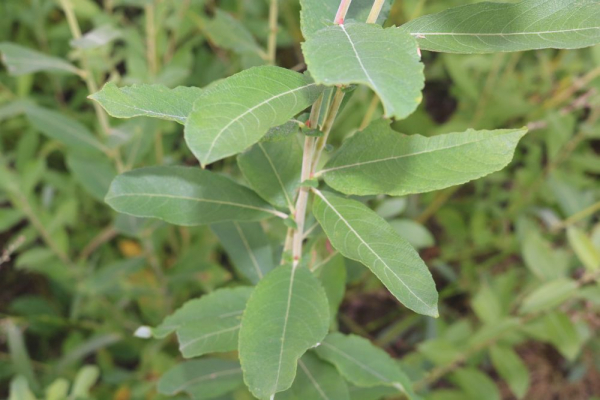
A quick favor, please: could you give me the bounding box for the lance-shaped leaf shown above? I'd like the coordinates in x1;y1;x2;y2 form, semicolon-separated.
185;66;323;167
0;42;79;76
319;120;527;196
312;190;438;317
90;82;202;124
489;345;530;399
211;222;275;284
157;359;243;399
278;352;350;400
105;166;283;226
314;333;416;399
66;154;117;202
238;137;303;210
70;25;121;50
239;265;330;399
300;0;393;39
152;287;252;357
25;105;108;155
402;0;600;54
303;23;424;120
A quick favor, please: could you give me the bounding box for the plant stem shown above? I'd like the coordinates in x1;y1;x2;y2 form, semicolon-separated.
367;0;386;23
267;0;279;65
59;0;112;137
311;87;345;174
334;0;353;24
292;137;316;267
145;2;159;76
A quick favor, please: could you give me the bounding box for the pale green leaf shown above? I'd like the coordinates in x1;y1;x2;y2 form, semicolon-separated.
204;10;264;56
262;120;301;142
239;265;330;399
314;333;416;399
312;190;438;317
70;365;100;397
238;137;302;210
153;288;251;345
489;345;530;399
90;82;202;124
66;154;116;201
278;352;350;400
211;222;275;284
0;42;79;76
522;230;570;280
320;120;527;196
70;25;121;50
402;0;600;54
303;23;424;119
389;219;434;249
8;376;36;400
105;166;282;226
523;311;582;361
25;105;108;154
519;278;578;314
300;0;392;39
45;379;69;400
567;227;600;272
157;359;243;400
315;254;346;325
451;368;500;400
185;66;322;167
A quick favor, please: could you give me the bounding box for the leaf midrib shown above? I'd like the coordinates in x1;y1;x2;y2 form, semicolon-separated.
171;368;242;393
314;190;434;312
233;221;264;280
410;26;600;37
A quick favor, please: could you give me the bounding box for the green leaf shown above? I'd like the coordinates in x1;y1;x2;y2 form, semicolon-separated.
70;25;121;50
45;379;69;400
204;10;265;57
105;166;282;226
8;376;36;400
519;278;578;314
211;222;275;284
451;368;500;400
239;265;330;399
312;190;438;317
66;154;116;201
185;66;322;167
157;359;243;400
489;345;530;399
523;311;582;361
70;365;100;397
316;254;346;325
0;42;79;76
153;287;252;353
278;352;350;400
303;23;424;119
314;333;416;399
402;0;600;54
25;105;108;155
389;219;434;250
522;230;570;280
300;0;392;39
90;82;202;124
567;227;600;272
320;120;527;196
238;137;302;210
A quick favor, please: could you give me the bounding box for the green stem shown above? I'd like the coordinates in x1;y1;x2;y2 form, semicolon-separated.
292;137;316;267
367;0;386;23
311;87;345;174
267;0;279;65
145;2;159;76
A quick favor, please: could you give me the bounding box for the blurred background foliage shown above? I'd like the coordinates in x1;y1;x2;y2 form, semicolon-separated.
1;0;600;399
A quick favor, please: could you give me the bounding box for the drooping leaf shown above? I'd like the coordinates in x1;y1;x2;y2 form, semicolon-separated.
70;25;121;50
66;154;116;202
90;82;202;124
185;66;323;167
489;345;530;399
314;333;416;399
0;42;79;75
519;278;578;314
157;359;243;400
105;166;281;226
303;23;424;119
25;105;107;155
300;0;393;39
402;0;600;54
320;120;527;196
239;265;330;399
278;352;350;400
238;137;303;210
312;190;438;317
211;222;275;284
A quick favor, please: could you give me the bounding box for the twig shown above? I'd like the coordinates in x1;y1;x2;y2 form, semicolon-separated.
267;0;279;65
